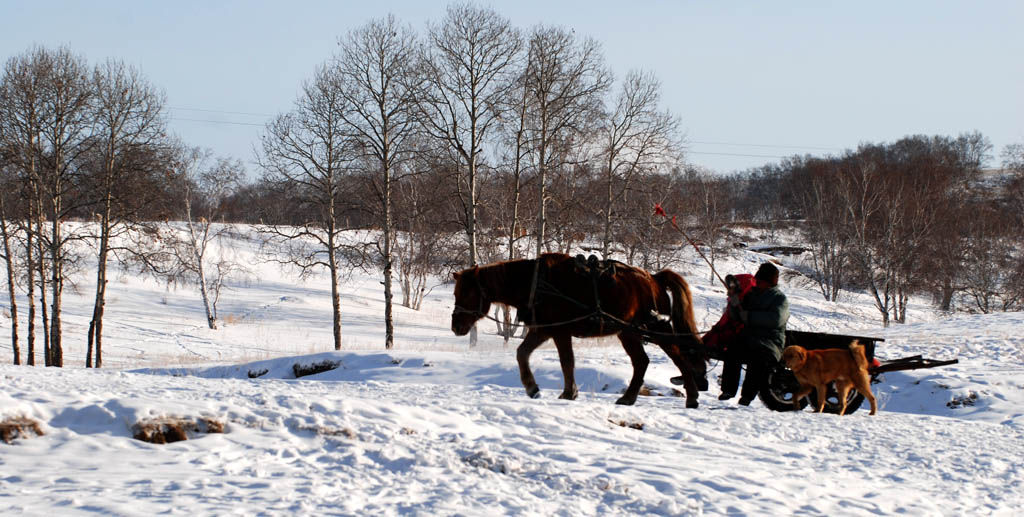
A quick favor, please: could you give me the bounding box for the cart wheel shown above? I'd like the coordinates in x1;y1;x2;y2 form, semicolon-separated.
819;383;866;415
758;366;810;412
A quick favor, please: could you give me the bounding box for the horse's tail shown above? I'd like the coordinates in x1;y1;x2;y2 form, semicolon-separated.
653;270;702;345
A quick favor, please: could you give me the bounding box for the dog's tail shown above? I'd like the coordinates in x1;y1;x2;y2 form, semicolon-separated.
848;339;869;370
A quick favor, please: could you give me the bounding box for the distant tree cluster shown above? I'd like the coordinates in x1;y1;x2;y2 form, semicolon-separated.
781;133;1023;323
3;5;1023;368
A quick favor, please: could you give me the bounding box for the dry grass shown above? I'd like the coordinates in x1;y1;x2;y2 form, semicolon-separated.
608;419;644;431
293;359;340;378
132;416;225;444
295;424;356;439
0;416;44;444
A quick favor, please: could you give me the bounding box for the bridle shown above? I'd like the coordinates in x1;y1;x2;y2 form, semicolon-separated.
452;270;489;321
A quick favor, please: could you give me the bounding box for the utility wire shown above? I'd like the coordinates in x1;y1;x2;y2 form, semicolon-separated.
689;140;843;152
170;106;274;117
167;105;844;159
170;117;266;127
686;151;788;159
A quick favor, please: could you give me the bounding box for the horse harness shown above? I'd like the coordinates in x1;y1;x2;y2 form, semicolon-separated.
457;255;707;349
525;255;680;338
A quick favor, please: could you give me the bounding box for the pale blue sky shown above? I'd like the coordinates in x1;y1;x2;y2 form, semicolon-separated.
2;1;1021;173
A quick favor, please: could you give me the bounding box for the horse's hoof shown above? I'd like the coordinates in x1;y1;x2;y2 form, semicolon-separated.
686;400;699;409
527;386;541;399
615;396;637;406
558;391;578;401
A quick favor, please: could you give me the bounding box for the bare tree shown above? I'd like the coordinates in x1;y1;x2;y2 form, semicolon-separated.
334;15;423;350
487;75;535;342
258;64;362;351
523;25;611;257
32;46;94;367
835;154;896;326
167;148;245;330
420;3;522;271
0;169;20;365
393;160;455;311
596;70;680;259
685;166;732;285
85;59;166;367
792;158;850;301
0;48;47;366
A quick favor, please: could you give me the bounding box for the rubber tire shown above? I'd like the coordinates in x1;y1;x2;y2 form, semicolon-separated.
819;384;865;415
758;367;810;412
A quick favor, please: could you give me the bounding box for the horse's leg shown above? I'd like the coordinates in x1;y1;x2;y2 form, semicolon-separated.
552;332;578;400
516;330;548;399
616;333;650;405
657;342;700;409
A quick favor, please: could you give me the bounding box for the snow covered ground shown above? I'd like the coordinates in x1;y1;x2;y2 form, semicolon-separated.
1;226;1022;515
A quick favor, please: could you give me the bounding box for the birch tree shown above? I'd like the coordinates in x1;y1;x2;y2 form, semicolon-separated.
420;3;522;268
169;148;244;330
259;64;361;351
85;59;166;367
523;26;610;257
596;70;680;259
334;15;422;349
1;48;48;366
33;46;94;367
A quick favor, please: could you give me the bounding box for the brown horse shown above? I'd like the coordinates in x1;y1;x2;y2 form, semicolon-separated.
451;253;704;407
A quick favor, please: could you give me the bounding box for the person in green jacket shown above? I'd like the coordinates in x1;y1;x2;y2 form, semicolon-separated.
720;262;790;405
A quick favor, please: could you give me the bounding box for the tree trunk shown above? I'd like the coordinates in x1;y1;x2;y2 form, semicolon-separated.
602;154;614;258
196;258;216;330
87;216;111;368
25;228;35;366
0;204;19;365
383;165;395;350
327;223;342;351
468;143;478;269
37;221;50;366
49;216;63;367
534;122;549;258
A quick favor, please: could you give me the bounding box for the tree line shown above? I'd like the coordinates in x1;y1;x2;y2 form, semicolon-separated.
3;4;1023;368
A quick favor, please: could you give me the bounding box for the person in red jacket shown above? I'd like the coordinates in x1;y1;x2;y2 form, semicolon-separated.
704;273;756;361
673;273;755;393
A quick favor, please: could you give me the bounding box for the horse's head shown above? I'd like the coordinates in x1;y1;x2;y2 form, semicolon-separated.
451;267;490;336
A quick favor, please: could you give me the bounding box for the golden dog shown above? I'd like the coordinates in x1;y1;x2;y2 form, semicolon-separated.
781;340;878;415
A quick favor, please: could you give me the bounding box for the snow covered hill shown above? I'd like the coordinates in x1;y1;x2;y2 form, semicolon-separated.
1;226;1022;515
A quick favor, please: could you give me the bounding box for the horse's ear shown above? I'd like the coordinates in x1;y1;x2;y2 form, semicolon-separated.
452;271;461;281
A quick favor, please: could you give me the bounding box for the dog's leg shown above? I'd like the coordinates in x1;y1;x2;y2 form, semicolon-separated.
814;384;828;413
854;372;878;415
836;381;852;415
792;385;814;411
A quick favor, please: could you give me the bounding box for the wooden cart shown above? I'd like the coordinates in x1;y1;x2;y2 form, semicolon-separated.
758;330;959;414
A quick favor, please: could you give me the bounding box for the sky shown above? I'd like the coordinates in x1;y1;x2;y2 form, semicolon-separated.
2;1;1021;175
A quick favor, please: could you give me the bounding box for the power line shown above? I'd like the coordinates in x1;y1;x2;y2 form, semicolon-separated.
165;105;843;159
689;140;843;152
170;106;273;117
170;117;266;127
686;151;788;159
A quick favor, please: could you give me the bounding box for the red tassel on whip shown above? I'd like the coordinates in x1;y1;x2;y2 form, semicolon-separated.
654;204;726;287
